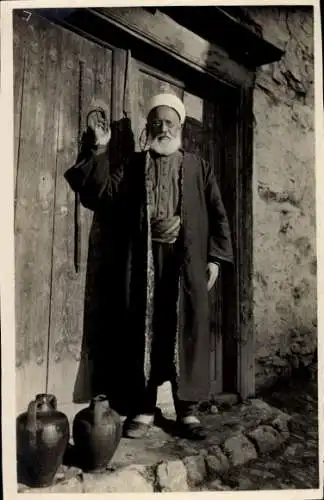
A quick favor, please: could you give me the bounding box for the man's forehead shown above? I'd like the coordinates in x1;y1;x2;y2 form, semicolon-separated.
149;106;181;120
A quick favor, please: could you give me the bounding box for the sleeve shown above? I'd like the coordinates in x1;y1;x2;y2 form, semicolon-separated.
204;160;234;265
64;147;126;211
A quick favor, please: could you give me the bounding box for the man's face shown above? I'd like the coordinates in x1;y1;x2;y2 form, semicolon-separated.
147;106;182;143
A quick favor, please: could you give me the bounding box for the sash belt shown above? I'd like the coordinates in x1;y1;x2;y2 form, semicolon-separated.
151;216;181;244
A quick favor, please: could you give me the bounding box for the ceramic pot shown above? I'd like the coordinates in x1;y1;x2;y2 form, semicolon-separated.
16;394;70;487
72;394;122;472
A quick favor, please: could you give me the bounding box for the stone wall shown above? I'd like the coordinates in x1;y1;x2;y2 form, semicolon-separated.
244;7;316;388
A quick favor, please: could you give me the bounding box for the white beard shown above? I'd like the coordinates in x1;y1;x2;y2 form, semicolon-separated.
148;134;182;156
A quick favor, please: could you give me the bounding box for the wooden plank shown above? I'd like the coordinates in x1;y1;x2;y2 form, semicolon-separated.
13;13;27;205
111;49;127;122
94;7;254;89
209;99;224;395
183;91;224;394
111;48;135;165
237;86;255;399
221;86;241;395
46;26;113;406
46;26;84;405
15;14;61;414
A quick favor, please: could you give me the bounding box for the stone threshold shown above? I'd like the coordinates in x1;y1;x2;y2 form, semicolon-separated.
18;397;294;493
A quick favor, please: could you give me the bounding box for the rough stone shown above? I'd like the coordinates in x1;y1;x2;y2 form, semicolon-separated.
250;6;316;393
156;460;189;492
248;425;284;454
83;467;153;493
271;411;292;441
174;440;200;456
237;477;255;490
222;433;258;467
289;413;307;434
248;398;274;416
205;445;229;477
183;455;206;486
205;455;225;478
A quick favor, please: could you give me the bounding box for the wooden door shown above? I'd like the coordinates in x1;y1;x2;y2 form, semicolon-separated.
130;59;233;394
14;11;114;413
14;12;238;411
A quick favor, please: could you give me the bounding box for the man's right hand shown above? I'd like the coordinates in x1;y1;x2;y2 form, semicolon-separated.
87;109;111;148
94;125;111;147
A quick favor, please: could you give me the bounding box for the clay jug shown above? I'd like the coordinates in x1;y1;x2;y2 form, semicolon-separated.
16;394;70;487
72;394;122;472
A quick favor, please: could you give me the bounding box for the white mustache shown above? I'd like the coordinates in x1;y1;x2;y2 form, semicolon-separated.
156;134;172;140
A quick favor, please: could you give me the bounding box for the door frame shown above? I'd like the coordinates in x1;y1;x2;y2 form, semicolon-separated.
33;6;256;399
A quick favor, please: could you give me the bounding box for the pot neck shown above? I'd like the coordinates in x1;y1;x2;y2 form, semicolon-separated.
90;395;110;410
34;393;57;412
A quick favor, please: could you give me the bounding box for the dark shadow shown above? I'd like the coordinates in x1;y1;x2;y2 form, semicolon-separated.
183;103;238;395
62;442;81;468
153;408;178;436
71;114;136;415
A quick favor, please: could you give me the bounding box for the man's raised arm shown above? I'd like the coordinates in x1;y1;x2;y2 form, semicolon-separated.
64;114;125;211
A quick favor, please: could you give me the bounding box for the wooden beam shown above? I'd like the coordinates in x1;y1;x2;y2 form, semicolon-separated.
92;7;254;89
161;6;284;68
111;48;127;122
236;85;255;399
35;8;255;91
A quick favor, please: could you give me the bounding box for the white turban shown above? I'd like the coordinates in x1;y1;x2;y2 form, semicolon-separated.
147;93;186;125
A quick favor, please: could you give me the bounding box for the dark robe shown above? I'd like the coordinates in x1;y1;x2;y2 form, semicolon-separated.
65;148;233;413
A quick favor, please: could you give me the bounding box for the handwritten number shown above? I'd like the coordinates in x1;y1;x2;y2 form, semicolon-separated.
22;10;32;22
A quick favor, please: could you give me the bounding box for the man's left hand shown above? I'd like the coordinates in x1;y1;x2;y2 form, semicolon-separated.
207;262;220;291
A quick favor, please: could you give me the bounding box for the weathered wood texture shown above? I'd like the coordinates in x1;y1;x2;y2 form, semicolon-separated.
13;15;26;200
46;28;113;405
221;88;241;394
95;7;254;89
237;86;255;399
111;49;127;122
14;12;62;412
182;90;225;395
14;9;255;409
14;12;113;413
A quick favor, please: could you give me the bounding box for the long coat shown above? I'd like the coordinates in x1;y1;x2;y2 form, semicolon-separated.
65;148;233;411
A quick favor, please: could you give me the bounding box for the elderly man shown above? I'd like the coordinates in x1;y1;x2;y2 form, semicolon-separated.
65;93;233;440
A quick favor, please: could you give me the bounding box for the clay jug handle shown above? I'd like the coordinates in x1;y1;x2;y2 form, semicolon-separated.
26;400;37;447
93;395;109;427
47;394;57;410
